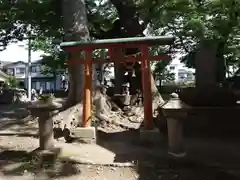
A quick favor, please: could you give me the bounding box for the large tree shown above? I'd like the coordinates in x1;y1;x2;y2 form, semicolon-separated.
148;0;240;83
61;0;92;106
1;0;240;104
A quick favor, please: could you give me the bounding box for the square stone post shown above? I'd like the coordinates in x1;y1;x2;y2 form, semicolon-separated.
195;42;217;90
162;96;190;158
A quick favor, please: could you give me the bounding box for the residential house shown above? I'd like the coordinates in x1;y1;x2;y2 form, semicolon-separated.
0;60;63;92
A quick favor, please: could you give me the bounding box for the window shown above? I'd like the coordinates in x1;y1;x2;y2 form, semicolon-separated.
32;82;36;89
7;68;14;76
31;66;41;73
169;66;175;70
50;82;55;91
36;66;41;72
36;82;40;90
46;82;51;90
31;66;36;73
40;82;46;90
178;69;186;72
178;72;186;79
15;67;25;74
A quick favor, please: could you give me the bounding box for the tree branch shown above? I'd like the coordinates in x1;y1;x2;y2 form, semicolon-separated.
109;0;145;36
167;24;189;53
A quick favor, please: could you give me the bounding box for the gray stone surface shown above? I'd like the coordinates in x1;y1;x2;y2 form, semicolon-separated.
139;128;162;144
32;148;61;167
71;127;96;143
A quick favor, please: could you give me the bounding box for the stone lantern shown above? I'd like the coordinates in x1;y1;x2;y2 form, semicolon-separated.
162;93;190;158
28;97;62;165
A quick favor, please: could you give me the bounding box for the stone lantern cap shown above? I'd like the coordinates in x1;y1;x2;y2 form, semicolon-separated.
28;100;62;111
161;94;191;118
162;93;190;110
162;98;190;110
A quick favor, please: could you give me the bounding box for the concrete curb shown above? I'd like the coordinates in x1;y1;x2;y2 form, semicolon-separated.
62;156;136;167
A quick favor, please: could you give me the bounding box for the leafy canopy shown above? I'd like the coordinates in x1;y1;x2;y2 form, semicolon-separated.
0;0;240;76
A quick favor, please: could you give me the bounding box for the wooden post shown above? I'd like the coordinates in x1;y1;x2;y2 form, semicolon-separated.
82;48;93;127
140;45;153;129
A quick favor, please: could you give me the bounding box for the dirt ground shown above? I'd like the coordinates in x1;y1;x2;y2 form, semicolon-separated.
0;103;240;180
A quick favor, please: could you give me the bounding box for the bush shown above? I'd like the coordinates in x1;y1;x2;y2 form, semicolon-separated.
159;85;179;94
38;93;55;102
4;76;20;88
158;81;195;94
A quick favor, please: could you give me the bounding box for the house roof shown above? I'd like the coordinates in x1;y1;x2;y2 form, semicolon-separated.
0;59;43;67
1;61;26;67
31;59;43;64
0;61;13;67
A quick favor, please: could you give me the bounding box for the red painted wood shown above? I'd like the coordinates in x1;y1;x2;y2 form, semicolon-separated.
67;55;171;65
140;45;153;130
82;49;93;128
63;38;172;131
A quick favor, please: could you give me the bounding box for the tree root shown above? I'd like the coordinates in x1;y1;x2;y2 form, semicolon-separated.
52;84;166;141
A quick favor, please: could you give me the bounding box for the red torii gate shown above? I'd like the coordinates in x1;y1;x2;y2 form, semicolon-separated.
60;36;174;130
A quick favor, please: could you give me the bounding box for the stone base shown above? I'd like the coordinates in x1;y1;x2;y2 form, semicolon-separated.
32;148;61;168
139;128;162;144
70;127;96;144
167;118;186;158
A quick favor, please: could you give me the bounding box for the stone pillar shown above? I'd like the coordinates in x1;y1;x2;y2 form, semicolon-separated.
162;96;189;158
167;118;184;155
28;102;61;150
38;110;55;150
195;42;217;90
28;101;62;167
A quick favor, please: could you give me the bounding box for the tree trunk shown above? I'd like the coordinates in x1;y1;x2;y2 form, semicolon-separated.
151;73;164;109
216;43;226;84
110;0;164;102
62;0;91;106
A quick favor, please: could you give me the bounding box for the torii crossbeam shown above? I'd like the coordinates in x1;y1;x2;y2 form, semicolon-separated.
61;36;174;130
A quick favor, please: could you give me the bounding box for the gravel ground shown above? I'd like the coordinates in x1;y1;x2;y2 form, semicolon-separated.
1;103;240;180
0;103;139;180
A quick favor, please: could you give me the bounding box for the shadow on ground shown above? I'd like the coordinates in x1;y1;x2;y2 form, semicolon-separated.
0;149;81;179
0;103;33;131
1;103;240;179
0;103;40;138
96;117;240;180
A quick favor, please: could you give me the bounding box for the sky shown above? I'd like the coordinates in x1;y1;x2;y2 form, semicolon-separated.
0;41;44;62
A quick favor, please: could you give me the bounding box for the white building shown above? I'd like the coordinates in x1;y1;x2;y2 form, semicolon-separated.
0;60;63;92
167;62;195;83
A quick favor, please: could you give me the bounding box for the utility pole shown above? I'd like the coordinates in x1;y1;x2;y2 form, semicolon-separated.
27;24;32;101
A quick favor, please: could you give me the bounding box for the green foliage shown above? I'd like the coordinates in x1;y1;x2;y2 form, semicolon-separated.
0;0;240;73
153;61;174;83
38;93;55;102
31;36;67;74
0;0;62;48
147;0;240;70
5;76;19;88
158;85;179;94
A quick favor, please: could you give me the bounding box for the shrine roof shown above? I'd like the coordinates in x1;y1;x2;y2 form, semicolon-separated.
60;36;174;50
